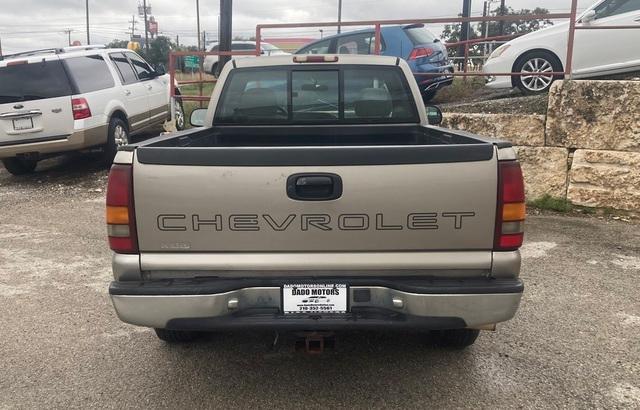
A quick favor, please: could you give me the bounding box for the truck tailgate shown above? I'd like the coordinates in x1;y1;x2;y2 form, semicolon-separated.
132;145;498;253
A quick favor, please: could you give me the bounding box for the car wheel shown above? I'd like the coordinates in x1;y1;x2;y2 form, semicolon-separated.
154;328;200;343
211;63;219;77
174;97;185;131
513;51;563;95
422;89;438;103
104;117;129;163
2;157;38;176
429;329;480;349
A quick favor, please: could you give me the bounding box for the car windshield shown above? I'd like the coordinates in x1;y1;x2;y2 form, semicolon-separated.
0;60;72;104
215;65;419;125
262;43;279;50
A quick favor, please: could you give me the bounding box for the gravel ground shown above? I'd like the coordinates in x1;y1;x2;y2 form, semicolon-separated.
1;155;639;409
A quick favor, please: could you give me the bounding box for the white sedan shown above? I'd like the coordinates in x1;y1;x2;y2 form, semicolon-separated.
483;0;640;94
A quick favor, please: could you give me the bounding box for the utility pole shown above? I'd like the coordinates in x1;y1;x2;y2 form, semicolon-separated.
129;15;137;40
85;0;90;45
459;0;472;71
499;0;506;35
196;0;201;51
176;35;179;48
202;31;207;50
337;0;343;34
143;0;149;52
483;1;488;57
63;29;73;46
219;0;232;73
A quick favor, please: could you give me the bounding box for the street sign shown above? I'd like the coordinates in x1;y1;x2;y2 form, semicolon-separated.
184;56;200;70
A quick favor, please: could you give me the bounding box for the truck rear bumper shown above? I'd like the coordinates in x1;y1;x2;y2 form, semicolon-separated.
109;278;523;330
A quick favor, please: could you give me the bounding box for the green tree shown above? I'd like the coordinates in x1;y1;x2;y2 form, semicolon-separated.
441;7;553;60
105;39;129;49
138;36;175;67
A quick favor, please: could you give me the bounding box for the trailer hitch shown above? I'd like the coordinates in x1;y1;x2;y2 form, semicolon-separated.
295;331;336;354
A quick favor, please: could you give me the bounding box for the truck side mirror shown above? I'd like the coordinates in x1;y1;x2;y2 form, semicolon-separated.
190;109;207;127
426;105;443;125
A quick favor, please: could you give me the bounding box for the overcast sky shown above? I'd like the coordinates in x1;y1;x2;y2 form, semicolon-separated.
0;0;596;54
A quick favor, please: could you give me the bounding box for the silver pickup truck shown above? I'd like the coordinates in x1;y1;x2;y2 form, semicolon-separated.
107;55;525;348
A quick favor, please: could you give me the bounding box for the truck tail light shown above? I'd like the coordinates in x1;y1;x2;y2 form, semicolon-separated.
72;97;92;120
106;164;138;253
408;47;434;60
494;161;526;251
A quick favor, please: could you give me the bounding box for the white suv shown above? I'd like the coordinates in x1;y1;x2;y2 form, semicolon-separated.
0;46;184;175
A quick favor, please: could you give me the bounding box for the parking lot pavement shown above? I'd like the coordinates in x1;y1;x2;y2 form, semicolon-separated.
1;157;639;409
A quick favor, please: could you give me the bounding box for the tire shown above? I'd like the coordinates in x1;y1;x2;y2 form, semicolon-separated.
174;96;185;131
422;89;438;103
154;328;200;343
430;329;480;349
513;51;563;95
2;157;38;175
103;117;129;163
211;63;219;77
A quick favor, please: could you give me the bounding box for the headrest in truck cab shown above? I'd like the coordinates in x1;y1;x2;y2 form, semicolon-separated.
354;87;393;118
237;87;279;117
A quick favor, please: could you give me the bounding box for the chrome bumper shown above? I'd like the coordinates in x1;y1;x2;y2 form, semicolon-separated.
110;285;522;330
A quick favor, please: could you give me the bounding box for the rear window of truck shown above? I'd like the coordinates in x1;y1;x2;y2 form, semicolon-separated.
0;60;72;104
215;65;419;125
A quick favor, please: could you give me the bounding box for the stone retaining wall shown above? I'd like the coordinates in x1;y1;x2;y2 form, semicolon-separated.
442;80;640;211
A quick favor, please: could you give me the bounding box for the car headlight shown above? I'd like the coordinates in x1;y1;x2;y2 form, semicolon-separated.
488;44;510;60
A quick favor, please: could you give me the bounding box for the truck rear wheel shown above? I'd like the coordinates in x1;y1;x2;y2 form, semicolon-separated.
2;157;38;175
430;329;480;349
154;328;200;343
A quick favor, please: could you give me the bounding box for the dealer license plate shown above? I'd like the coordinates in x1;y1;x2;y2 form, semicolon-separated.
283;284;347;314
13;117;34;131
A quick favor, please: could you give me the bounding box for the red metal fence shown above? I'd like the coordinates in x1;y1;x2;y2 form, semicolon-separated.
255;0;639;79
256;12;573;78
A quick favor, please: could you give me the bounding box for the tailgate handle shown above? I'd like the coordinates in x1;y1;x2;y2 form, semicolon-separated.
287;173;343;201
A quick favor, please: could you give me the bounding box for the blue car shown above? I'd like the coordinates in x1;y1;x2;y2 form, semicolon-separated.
295;24;454;101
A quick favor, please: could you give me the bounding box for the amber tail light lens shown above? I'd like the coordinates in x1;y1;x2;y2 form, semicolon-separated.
494;161;525;251
106;164;138;253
